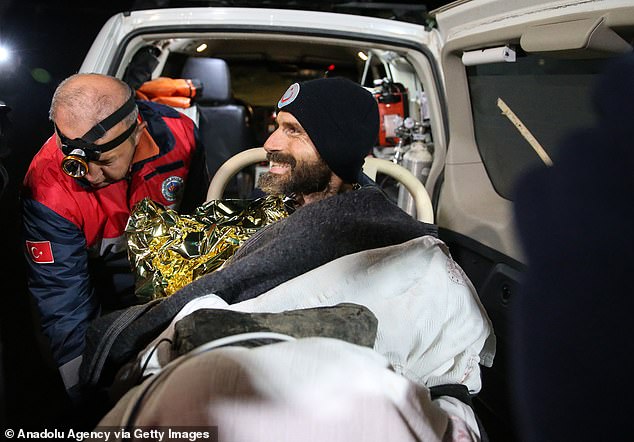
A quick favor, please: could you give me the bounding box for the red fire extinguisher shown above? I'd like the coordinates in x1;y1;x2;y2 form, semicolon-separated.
374;79;409;147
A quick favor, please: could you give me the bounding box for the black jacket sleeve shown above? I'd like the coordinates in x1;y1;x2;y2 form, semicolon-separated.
179;124;210;214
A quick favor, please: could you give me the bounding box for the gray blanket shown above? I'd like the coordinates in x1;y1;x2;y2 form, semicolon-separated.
80;186;437;388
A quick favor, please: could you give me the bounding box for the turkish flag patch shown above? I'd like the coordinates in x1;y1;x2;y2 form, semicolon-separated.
26;240;54;264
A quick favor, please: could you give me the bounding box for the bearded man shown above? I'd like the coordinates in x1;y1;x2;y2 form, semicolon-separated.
81;77;439;387
258;78;373;205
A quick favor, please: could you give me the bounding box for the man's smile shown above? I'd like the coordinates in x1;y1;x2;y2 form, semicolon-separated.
269;161;291;174
266;152;296;175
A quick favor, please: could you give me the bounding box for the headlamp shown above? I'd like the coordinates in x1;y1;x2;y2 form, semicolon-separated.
55;88;137;178
60;149;90;179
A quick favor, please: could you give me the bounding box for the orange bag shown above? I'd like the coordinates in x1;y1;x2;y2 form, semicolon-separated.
136;78;199;108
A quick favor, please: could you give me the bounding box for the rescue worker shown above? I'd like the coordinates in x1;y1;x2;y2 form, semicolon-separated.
21;73;208;393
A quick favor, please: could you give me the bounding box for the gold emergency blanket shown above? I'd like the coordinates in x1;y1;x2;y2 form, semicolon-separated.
126;196;291;302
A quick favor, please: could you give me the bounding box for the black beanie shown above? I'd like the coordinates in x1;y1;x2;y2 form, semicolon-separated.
277;77;379;183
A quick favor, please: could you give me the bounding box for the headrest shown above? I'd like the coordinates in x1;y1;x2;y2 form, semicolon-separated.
181;57;231;104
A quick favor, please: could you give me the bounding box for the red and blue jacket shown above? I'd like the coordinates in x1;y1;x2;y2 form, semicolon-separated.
22;101;208;371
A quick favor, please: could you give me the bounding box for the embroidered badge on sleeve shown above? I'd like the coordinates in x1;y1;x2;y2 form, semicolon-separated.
162;176;184;202
26;240;54;264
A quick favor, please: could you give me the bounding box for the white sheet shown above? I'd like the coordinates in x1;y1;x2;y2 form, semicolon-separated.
102;338;481;441
142;236;495;393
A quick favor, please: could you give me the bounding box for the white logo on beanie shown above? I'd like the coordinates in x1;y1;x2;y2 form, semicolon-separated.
278;83;300;108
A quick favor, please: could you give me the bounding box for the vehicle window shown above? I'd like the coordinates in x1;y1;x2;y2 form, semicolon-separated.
467;55;608;200
159;39;426;147
229;60;359;107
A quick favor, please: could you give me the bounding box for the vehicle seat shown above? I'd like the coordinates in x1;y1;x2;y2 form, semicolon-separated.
180;57;257;179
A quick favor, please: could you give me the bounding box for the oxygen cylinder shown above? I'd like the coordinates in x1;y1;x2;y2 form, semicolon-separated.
397;138;433;217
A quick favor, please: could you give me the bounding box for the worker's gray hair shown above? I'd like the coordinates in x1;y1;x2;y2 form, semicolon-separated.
49;73;138;131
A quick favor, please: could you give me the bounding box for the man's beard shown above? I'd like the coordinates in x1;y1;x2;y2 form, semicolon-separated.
258;152;332;196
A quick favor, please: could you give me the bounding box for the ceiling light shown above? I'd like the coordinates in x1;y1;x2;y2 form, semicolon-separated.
357;51;368;61
196;43;208;53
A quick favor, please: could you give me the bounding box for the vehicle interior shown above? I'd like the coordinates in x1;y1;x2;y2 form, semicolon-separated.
3;0;634;438
435;10;634;440
115;33;438;206
94;9;634;438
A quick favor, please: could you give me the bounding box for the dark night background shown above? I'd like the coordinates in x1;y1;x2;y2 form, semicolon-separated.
0;0;449;429
0;0;142;428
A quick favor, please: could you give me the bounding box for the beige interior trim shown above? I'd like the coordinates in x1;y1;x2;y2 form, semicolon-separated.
520;16;632;56
362;157;434;223
207;147;267;201
207;148;434;223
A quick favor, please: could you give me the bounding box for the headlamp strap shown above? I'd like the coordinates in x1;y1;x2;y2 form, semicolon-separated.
82;88;137;143
55;124;93;152
92;120;137;152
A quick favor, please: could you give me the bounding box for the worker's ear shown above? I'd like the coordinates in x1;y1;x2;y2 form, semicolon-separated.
133;120;148;145
54;132;63;148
